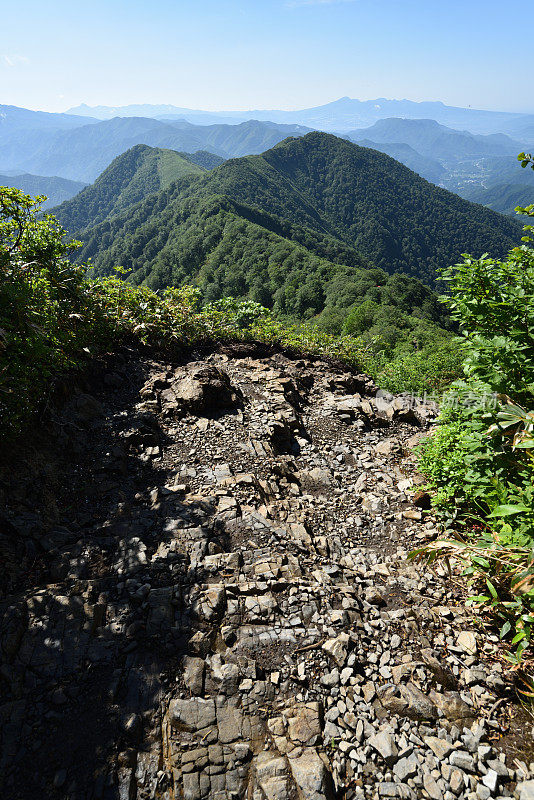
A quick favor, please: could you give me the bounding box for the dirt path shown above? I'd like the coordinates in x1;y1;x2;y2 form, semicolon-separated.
0;346;530;800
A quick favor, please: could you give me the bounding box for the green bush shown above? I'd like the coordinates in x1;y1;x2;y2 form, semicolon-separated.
414;214;534;660
0;187;108;436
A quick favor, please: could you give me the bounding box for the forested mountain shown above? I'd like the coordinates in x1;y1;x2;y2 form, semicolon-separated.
346;118;524;162
353;139;445;183
165;119;312;158
1;113;309;182
184;151;225;170
461;182;534;216
0;172;86;209
52;145;206;233
68;134;520;316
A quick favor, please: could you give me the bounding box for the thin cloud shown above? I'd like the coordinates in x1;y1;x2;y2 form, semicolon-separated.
287;0;357;6
2;54;29;68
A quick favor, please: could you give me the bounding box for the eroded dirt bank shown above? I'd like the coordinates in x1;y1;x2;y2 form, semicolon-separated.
0;345;531;800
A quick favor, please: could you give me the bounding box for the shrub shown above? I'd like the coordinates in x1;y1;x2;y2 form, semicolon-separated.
414;215;534;661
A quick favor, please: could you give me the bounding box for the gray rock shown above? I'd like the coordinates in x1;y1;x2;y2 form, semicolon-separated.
322;632;351;667
482;770;499;792
393;755;418;781
368;731;399;765
183;656;205;695
168;698;216;731
423;773;444;800
424;736;454;760
429;690;474;721
289;748;334;800
450;750;475;772
516;781;534;800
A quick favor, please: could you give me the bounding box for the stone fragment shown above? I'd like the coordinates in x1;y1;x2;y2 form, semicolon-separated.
393;755;418;781
482;769;499;792
423;773;443;800
516;780;534;800
368;731;399;765
287;703;322;746
162;363;241;417
400;683;438;720
449;750;475;772
183;656;205;695
456;631;477;655
429;690;473;721
322;632;351;667
424;736;454;759
289;748;334;800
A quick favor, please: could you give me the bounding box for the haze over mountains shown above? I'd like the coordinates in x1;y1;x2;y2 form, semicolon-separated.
0;172;86;209
1;96;533;228
0;106;309;183
2;98;532;216
67;97;534;136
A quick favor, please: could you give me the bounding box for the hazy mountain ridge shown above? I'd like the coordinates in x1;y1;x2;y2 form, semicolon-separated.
0;109;310;182
66;96;534;135
3;102;532;204
344;117;533;203
0;172;86;209
346;118;524;161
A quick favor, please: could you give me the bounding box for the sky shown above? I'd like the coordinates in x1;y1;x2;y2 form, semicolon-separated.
1;0;532;115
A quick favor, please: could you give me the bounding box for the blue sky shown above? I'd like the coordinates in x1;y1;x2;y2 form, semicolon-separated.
1;0;532;114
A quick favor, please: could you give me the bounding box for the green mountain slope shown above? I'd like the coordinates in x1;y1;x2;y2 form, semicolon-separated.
461;182;534;216
345;139;445;184
73;133;520;309
0;172;86;209
53;145;206;233
182;150;225;170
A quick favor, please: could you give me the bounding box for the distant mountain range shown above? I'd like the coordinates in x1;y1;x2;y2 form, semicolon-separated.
0;172;86;209
346;118;523;161
0;105;309;182
67;103;244;126
342;118;533;210
53;134;520;314
67;97;534;136
2;100;533;216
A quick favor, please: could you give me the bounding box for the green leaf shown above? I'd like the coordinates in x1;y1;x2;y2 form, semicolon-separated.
488;504;530;517
486;579;498;599
500;621;512;638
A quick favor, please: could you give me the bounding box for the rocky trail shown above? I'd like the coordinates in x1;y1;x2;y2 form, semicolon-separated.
1;345;533;800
